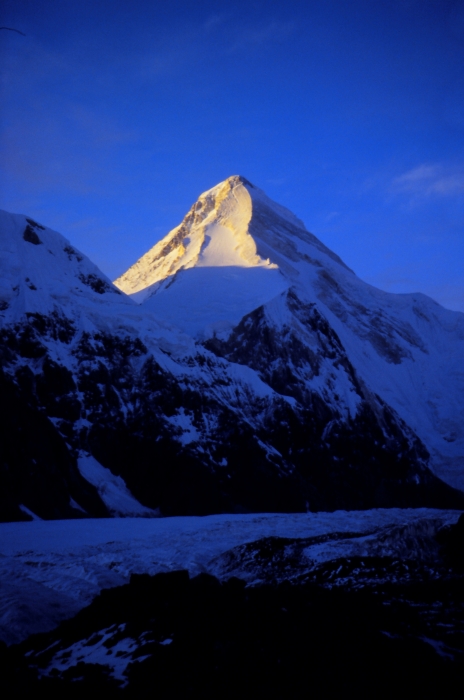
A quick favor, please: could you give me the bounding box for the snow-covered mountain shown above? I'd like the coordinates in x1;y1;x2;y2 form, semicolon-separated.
1;177;463;521
0;212;133;320
116;176;464;491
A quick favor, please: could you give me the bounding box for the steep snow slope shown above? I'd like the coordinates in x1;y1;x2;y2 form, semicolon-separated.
0;212;134;322
0;211;199;354
0;211;169;519
115;176;464;490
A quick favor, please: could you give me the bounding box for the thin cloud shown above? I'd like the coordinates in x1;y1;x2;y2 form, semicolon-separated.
137;47;191;80
227;20;295;53
135;21;211;81
425;283;464;313
392;163;464;197
266;177;287;186
203;14;229;33
68;105;137;147
364;264;464;314
0;106;133;196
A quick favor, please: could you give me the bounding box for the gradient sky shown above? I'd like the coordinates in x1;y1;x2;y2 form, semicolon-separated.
1;0;463;311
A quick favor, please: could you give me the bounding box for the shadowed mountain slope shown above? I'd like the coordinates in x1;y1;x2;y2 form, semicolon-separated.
1;177;463;519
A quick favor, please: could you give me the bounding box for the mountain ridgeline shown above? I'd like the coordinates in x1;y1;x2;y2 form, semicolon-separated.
1;177;463;520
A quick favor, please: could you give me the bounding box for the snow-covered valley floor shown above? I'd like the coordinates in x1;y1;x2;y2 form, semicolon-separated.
0;508;461;645
1;509;464;694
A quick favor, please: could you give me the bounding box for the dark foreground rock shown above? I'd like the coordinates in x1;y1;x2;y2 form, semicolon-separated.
2;561;463;696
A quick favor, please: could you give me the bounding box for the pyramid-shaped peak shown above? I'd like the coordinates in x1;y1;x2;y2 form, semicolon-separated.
202;175;255;192
225;175;255;188
195;175;306;233
196;174;256;205
114;176;352;309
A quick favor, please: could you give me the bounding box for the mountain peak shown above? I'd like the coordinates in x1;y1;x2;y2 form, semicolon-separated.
224;174;255;188
113;177;349;317
203;175;255;193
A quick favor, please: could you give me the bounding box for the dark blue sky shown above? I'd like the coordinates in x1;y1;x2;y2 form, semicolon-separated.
1;0;463;310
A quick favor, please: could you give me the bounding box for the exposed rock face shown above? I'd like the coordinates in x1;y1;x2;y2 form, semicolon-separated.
1;300;461;520
4;561;464;694
1;176;464;520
